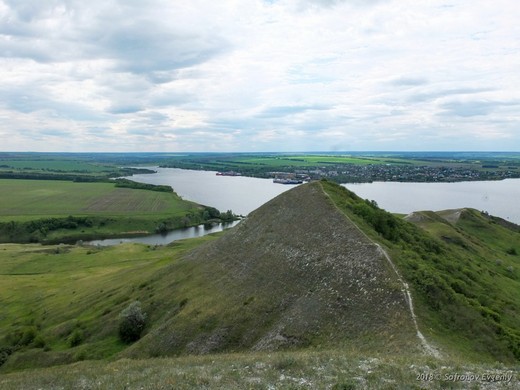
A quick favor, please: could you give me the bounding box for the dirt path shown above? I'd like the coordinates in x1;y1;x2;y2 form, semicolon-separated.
321;185;442;358
375;243;442;358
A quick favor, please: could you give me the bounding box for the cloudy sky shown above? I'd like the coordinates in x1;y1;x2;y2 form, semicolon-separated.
1;0;519;152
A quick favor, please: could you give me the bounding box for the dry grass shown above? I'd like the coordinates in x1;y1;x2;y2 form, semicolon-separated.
0;349;518;389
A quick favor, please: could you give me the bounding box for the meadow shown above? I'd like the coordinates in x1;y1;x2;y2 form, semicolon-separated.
0;153;157;181
1;180;520;388
225;154;386;167
0;159;112;173
0;179;193;221
0;236;518;388
0;179;217;244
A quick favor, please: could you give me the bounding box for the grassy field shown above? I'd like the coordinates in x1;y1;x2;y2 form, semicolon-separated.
0;159;112;173
1;180;520;387
0;179;213;244
1;237;518;388
0;179;193;221
0;153;158;181
226;154;387;167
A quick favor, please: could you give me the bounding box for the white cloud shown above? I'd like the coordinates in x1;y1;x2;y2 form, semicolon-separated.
0;0;519;151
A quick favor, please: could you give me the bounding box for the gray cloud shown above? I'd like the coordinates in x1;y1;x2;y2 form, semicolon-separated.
96;23;229;74
0;86;105;121
408;87;493;103
107;104;144;115
40;129;71;137
438;100;519;117
257;105;331;118
0;1;229;75
298;0;385;8
389;77;429;87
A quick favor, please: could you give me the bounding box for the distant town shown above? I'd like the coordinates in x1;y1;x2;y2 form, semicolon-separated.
287;163;520;183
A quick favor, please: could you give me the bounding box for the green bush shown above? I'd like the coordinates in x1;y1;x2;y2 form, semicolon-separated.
68;329;84;347
33;335;46;348
118;301;147;343
0;346;13;367
19;327;37;346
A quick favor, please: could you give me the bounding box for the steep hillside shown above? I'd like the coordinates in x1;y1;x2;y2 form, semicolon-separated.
406;208;520;359
321;181;520;362
124;181;419;357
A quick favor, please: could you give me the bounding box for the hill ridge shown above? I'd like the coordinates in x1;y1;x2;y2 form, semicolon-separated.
123;181;420;357
321;185;441;357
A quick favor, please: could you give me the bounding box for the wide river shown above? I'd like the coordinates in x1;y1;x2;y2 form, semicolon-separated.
125;168;300;216
344;179;520;224
128;168;520;224
90;168;300;246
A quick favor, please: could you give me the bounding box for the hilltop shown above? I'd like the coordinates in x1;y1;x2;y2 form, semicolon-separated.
123;181;419;358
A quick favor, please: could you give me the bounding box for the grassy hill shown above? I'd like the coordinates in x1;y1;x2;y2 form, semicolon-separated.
321;181;520;362
121;180;418;358
0;236;222;372
1;180;519;388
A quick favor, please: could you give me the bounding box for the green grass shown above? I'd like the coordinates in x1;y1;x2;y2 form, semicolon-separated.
0;179;211;244
0;159;112;173
0;235;222;371
0;179;193;221
2;179;520;384
227;155;385;167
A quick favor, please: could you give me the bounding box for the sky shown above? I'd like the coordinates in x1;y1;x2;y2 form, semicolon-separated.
0;0;519;152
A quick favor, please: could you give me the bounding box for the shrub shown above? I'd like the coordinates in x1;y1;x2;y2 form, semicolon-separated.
0;346;13;367
19;327;37;346
118;301;147;343
68;329;84;347
33;335;46;348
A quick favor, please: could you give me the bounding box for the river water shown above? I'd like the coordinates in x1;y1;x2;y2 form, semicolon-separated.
123;167;300;216
89;220;240;246
343;179;520;224
91;169;519;245
89;168;299;246
127;168;520;224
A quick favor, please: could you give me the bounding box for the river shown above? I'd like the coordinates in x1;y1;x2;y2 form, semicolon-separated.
123;167;300;216
89;168;299;246
128;168;520;224
88;220;240;246
92;169;519;245
343;179;520;224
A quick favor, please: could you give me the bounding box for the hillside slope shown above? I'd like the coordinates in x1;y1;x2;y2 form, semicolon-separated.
124;181;419;357
321;181;520;362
